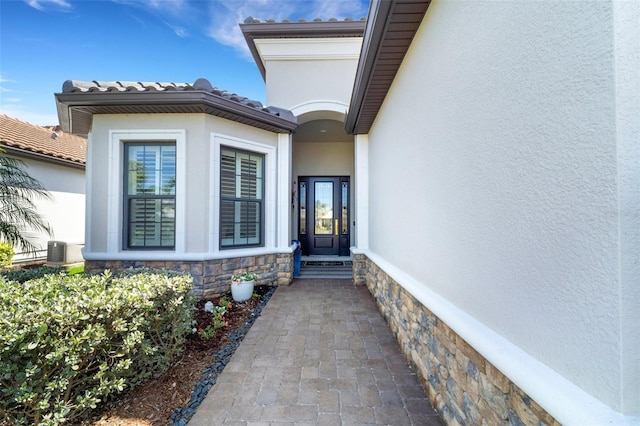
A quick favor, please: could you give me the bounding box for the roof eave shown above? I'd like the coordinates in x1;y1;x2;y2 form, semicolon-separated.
345;0;431;135
1;145;85;169
240;19;367;81
55;90;298;137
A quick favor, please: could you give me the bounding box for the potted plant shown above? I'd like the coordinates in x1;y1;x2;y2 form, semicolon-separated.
230;272;256;302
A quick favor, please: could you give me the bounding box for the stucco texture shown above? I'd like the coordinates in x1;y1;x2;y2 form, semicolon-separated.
366;0;638;415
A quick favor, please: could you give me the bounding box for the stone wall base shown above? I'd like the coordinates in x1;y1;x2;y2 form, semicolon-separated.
85;252;293;298
353;254;560;426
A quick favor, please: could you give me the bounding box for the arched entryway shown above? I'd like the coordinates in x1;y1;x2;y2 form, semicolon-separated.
290;107;354;257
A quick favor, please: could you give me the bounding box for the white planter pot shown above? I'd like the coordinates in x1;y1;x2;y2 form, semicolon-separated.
231;280;254;302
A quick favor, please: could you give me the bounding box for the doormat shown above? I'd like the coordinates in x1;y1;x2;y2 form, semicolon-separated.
302;261;353;267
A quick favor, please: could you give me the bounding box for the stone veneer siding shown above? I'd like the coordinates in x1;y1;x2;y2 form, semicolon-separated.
352;253;560;426
85;252;293;298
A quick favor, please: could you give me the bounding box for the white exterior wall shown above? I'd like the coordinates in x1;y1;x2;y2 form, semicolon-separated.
256;38;362;110
364;0;639;420
292;141;354;177
88;114;284;260
256;36;362;244
12;158;85;261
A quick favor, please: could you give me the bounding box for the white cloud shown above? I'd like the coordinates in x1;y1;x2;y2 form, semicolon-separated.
205;1;301;59
310;0;367;21
205;0;367;60
110;1;368;60
25;0;72;12
164;21;189;37
113;0;190;17
0;75;12;94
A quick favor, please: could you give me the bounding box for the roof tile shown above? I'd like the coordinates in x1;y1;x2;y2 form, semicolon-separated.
56;78;296;135
62;78;269;112
0;115;86;165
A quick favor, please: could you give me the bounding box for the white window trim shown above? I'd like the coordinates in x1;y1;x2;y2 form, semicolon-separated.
210;133;276;254
107;129;186;255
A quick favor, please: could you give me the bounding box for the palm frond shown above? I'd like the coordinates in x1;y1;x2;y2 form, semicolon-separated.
0;148;53;256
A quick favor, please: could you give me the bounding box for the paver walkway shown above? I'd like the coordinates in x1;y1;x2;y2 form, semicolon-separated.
189;279;443;425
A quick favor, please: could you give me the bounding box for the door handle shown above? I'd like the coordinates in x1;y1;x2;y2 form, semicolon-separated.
334;219;338;236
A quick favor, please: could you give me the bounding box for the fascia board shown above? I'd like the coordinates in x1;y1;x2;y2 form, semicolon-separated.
240;19;366;81
55;91;297;133
1;146;85;170
345;0;394;135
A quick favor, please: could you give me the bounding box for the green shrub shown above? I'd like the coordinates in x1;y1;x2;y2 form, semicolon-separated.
0;242;14;268
0;269;195;425
0;265;64;283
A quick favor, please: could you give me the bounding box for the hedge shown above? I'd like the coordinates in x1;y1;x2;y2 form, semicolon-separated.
0;269;195;425
0;265;64;283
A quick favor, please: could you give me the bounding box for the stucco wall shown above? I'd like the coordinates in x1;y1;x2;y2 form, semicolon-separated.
89;113;280;258
365;0;638;417
258;37;361;110
12;158;85;261
292;141;354;177
267;59;357;110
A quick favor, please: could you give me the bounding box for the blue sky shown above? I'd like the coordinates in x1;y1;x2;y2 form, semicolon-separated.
0;0;369;126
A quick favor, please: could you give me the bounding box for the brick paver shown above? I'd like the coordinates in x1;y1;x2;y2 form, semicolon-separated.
189;279;443;425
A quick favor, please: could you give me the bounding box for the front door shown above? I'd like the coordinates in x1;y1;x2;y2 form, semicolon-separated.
298;177;350;256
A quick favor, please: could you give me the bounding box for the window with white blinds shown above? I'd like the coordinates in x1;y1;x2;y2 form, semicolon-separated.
124;143;176;249
220;147;264;248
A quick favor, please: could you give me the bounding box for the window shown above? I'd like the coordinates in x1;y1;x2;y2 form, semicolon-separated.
124;143;176;249
220;147;264;248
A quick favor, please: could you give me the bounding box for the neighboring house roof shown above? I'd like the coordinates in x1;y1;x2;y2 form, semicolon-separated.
345;0;431;134
55;78;298;137
0;115;86;169
240;17;367;81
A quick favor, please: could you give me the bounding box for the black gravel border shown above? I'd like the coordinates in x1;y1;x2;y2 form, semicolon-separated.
169;286;277;425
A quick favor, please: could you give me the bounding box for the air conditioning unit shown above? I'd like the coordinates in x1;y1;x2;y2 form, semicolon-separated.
47;241;84;266
47;241;66;264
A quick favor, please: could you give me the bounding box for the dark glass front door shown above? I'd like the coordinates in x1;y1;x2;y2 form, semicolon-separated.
298;177;349;256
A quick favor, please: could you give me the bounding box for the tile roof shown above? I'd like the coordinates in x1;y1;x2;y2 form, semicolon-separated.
0;115;86;167
56;78;297;137
61;79;266;109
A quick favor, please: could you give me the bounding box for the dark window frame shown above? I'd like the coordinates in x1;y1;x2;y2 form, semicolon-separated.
123;142;176;250
219;147;265;249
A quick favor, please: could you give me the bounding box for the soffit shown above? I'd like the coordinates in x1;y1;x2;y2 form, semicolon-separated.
254;37;363;63
295;119;352;143
55;78;297;137
345;0;431;135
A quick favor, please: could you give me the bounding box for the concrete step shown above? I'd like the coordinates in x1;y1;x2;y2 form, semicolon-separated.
296;265;353;280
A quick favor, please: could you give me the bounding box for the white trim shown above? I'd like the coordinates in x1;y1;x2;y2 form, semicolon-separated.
82;133;93;256
82;246;293;262
289;100;348;124
354;134;369;250
359;249;640;426
210;133;277;254
107;129;186;254
276;133;292;249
